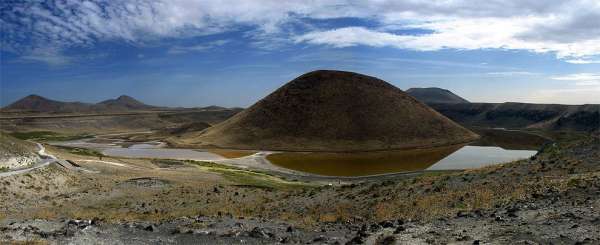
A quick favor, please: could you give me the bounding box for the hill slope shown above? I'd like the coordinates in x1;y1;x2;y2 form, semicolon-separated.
177;70;479;151
406;87;470;104
430;102;600;131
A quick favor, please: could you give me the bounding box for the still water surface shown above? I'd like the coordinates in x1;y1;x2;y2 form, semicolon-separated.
266;145;536;176
55;139;226;161
54;129;541;177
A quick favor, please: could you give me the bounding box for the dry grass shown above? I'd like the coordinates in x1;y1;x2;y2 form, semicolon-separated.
4;240;50;245
374;181;527;221
30;209;59;220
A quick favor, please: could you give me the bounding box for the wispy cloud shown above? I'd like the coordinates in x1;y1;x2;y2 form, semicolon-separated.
294;19;600;62
551;73;600;83
167;40;230;55
487;71;540;76
531;73;600;104
564;58;600;64
18;48;72;66
3;0;600;64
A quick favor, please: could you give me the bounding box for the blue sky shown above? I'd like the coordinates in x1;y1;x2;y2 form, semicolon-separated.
2;1;600;107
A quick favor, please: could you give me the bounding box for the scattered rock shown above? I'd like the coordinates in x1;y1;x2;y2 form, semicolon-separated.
67;219;92;229
313;235;326;242
377;236;396;245
249;227;269;239
346;236;364;244
393;226;405;234
380;220;394;228
144;225;157;232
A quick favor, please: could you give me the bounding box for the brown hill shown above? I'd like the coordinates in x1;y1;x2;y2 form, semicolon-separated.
2;94;157;113
177;70;479;151
2;94;93;113
406;87;470;104
97;95;156;110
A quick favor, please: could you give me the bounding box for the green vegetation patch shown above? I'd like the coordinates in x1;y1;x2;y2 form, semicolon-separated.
151;159;185;168
186;160;313;189
10;131;93;141
55;145;104;157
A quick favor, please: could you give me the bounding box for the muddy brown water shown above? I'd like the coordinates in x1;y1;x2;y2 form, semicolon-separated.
266;129;545;177
266;145;537;177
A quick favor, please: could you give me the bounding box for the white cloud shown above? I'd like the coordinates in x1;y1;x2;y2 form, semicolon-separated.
18;48;72;66
3;0;600;63
487;71;540;76
167;40;230;54
295;18;600;61
551;73;600;82
565;59;600;64
534;73;600;104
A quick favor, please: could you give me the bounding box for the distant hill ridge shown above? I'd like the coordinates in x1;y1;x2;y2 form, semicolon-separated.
2;94;94;113
406;87;598;132
406;87;470;104
175;70;479;151
429;102;600;132
1;94;156;113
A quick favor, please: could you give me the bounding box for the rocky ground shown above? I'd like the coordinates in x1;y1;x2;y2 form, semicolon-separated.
0;132;598;244
0;132;40;170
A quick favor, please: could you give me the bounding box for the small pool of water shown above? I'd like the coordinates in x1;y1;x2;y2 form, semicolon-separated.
102;147;225;161
54;139;226;161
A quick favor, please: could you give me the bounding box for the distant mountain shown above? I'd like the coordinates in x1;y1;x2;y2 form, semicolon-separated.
176;70;478;151
201;105;228;111
430;102;600;132
2;94;156;113
2;94;93;113
98;95;156;110
406;87;470;104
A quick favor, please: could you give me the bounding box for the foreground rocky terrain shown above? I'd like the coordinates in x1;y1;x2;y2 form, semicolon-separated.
0;132;40;170
0;131;597;244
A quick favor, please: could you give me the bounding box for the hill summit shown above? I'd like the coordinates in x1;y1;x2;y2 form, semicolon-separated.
98;95;155;110
179;70;479;151
406;87;470;104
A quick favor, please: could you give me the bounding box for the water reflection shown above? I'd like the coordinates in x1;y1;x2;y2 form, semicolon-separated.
266;144;462;177
267;145;537;177
53;128;543;177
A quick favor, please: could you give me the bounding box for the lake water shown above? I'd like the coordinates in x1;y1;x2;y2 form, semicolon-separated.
54;129;543;177
266;145;537;177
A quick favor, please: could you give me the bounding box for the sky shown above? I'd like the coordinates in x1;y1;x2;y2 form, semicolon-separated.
1;0;600;107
